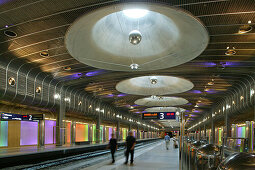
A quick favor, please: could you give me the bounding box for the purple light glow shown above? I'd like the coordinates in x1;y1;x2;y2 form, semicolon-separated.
220;62;241;67
195;62;217;67
45;120;56;144
85;69;107;76
189;90;202;94
185;110;190;112
193;110;201;113
107;94;114;97
142;111;147;113
117;93;127;97
205;89;219;94
20;121;38;145
135;112;141;113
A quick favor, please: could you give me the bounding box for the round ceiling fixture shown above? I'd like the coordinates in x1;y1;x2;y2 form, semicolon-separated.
238;24;252;34
129;30;142;45
64;66;72;71
145;107;185;112
4;30;17;37
116;75;193;95
40;51;49;57
135;96;188;106
225;47;236;55
8;77;15;86
65;3;209;71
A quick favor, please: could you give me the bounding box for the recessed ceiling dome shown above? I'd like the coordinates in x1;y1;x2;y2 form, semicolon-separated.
116;76;194;95
135;96;188;106
65;3;209;71
145;107;185;112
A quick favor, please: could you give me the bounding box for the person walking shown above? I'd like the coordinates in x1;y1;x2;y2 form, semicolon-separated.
165;133;170;150
124;131;136;165
108;133;117;163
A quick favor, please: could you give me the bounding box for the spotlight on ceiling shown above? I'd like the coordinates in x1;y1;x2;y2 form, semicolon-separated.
150;76;158;85
129;30;142;45
225;47;236;55
130;63;139;70
238;21;252;34
208;81;214;85
123;9;148;19
194;104;199;108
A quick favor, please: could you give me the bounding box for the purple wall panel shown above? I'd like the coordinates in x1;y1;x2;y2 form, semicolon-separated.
20;121;38;145
45;120;56;144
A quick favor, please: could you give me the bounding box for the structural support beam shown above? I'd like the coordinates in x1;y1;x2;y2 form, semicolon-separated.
128;124;132;132
71;121;76;145
38;114;45;147
137;126;140;139
211;112;215;144
56;91;66;146
204;124;206;139
116;121;120;141
96;115;101;143
225;111;231;139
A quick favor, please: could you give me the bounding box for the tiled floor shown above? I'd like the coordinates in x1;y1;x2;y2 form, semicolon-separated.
83;141;179;170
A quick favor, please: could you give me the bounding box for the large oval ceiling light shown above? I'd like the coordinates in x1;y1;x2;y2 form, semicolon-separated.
65;3;208;71
123;9;148;18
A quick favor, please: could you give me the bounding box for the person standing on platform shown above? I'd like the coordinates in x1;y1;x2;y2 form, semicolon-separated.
165;133;170;150
124;131;136;165
108;133;117;163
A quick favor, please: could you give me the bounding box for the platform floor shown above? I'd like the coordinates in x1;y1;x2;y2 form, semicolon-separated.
83;141;179;170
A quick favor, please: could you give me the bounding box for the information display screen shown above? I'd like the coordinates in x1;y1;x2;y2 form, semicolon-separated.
142;112;176;120
0;112;43;121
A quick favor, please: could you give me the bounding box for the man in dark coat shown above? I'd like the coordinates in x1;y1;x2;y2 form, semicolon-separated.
124;131;136;165
108;133;117;163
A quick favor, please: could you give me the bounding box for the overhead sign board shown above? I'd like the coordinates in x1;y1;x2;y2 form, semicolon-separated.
0;112;44;121
142;112;176;120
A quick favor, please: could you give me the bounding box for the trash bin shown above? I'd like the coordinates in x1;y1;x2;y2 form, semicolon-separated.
188;141;206;170
217;152;255;170
196;144;221;170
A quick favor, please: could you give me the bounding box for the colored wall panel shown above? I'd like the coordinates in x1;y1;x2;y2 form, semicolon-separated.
0;121;8;147
123;128;127;140
8;121;20;147
85;125;89;141
100;126;103;141
93;125;96;142
65;122;71;144
45;120;56;144
20;121;38;145
75;124;86;142
109;128;113;140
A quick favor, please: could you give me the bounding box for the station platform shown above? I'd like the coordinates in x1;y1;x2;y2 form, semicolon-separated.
0;138;160;169
83;140;179;170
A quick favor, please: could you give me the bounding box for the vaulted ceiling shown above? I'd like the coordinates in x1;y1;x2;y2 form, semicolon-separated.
1;0;255;128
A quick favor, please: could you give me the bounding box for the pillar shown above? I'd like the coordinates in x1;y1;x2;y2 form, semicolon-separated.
128;124;131;132
211;113;215;144
225;111;231;140
96;116;101;143
199;126;201;140
137;126;140;139
56;91;66;146
116;121;120;141
71;121;76;145
204;124;206;140
38;114;45;147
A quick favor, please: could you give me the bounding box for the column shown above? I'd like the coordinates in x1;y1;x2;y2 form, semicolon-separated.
137;126;140;139
211;112;215;144
225;111;231;141
199;126;201;140
116;121;120;141
128;124;132;132
96;116;101;143
204;124;206;140
71;121;76;145
38;114;45;147
56;91;66;146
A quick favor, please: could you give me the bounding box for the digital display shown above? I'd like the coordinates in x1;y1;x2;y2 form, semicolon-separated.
0;112;43;121
142;112;176;120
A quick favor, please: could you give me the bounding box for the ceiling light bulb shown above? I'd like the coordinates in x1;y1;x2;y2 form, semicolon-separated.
123;9;148;19
194;104;198;108
150;76;158;84
130;63;139;70
129;30;142;45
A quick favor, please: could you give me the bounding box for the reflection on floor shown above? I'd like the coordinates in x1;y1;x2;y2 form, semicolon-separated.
83;141;179;170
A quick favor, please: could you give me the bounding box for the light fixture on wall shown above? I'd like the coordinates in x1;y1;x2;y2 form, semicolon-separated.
8;77;15;86
36;87;41;94
54;94;60;99
225;46;236;55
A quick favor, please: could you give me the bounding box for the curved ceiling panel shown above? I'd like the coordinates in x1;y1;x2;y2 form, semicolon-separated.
116;75;194;95
65;3;209;71
145;107;185;112
135;96;188;106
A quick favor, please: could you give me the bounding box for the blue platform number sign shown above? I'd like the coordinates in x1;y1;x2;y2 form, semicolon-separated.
159;112;175;120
